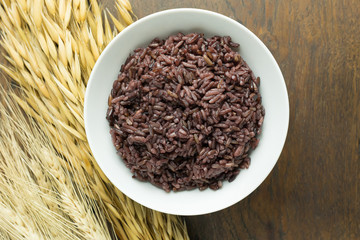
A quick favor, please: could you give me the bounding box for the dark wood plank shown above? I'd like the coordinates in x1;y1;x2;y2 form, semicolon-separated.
126;0;360;239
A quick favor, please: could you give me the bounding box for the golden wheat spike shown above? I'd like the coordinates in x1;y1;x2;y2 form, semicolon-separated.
117;0;132;12
17;0;27;12
6;32;27;61
42;13;65;43
35;31;50;58
0;65;19;82
65;32;73;63
24;62;50;99
33;0;43;28
89;0;101;17
25;47;42;78
44;0;55;16
115;2;133;25
88;29;100;60
87;12;98;38
73;0;79;8
0;5;12;30
45;74;64;102
107;9;125;31
43;27;58;60
79;0;87;22
1;39;24;69
53;76;78;104
9;2;21;28
96;15;104;48
63;0;72;28
103;13;113;44
58;0;66;22
58;37;68;67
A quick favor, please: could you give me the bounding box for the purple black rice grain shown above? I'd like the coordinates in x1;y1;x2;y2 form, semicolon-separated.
106;33;265;192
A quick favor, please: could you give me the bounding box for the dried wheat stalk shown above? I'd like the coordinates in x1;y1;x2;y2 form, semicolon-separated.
0;86;112;239
0;0;189;239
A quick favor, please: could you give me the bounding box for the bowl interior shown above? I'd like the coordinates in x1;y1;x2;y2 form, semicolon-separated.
84;8;289;215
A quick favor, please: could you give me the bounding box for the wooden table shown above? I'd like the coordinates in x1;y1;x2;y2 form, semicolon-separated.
121;0;360;239
0;0;357;239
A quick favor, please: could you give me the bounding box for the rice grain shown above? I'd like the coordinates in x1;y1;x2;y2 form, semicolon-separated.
107;33;265;192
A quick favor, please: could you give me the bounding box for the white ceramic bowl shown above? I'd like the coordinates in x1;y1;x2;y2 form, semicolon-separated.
84;8;289;216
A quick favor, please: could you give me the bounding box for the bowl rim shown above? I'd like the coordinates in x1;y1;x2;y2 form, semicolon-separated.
84;8;289;215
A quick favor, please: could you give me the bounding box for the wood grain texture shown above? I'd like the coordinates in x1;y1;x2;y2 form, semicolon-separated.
125;0;360;239
0;0;358;239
